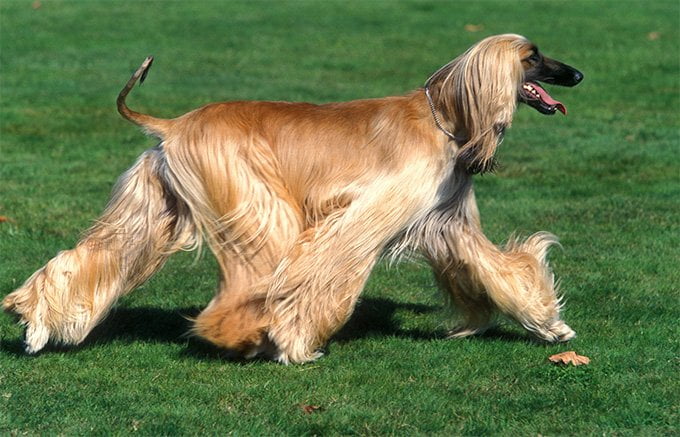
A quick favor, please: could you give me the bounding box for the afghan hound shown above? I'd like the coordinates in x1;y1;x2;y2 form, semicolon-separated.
3;34;583;363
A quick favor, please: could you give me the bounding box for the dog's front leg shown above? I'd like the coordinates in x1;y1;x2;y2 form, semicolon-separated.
421;181;575;341
267;169;438;364
426;194;574;342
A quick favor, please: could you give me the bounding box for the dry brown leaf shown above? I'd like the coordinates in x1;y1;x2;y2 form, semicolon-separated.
549;351;590;366
464;24;484;33
0;216;14;223
300;404;322;414
32;0;42;10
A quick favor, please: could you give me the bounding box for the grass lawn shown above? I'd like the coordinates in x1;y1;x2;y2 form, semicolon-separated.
1;0;678;434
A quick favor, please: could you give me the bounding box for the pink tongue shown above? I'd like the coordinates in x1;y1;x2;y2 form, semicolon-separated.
532;82;567;115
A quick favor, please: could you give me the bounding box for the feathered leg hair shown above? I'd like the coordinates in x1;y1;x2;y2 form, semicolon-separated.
3;147;195;352
266;159;441;363
419;173;574;342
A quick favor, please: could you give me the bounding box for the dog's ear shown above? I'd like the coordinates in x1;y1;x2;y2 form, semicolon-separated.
431;35;524;173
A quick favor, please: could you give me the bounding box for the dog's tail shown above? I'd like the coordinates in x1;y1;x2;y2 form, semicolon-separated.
117;56;172;138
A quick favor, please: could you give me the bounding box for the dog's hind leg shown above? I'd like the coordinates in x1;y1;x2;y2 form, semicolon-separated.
191;224;300;360
3;147;195;353
166;135;304;359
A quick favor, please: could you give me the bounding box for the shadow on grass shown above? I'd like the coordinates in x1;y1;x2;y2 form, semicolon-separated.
1;297;534;359
334;297;439;343
0;306;202;358
474;327;534;344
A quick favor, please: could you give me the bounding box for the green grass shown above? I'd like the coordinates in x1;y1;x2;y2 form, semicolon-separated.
1;0;678;434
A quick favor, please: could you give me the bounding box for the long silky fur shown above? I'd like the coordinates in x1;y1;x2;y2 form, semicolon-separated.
426;34;525;173
3;34;575;362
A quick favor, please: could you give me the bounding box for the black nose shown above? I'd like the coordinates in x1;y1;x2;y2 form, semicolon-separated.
573;70;584;84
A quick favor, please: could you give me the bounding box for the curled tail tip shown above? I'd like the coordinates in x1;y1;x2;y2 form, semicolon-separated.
118;56;168;138
139;56;154;84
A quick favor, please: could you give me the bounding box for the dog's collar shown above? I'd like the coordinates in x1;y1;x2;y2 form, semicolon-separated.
424;85;458;143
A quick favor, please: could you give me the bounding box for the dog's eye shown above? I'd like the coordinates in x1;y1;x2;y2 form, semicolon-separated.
527;52;541;63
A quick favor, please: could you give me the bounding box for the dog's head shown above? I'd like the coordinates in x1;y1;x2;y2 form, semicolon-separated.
518;42;583;115
426;34;583;173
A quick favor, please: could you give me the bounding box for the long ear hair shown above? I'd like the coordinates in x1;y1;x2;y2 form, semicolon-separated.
426;34;527;173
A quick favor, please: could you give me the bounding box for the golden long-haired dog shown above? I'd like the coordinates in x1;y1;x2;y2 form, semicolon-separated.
4;34;583;363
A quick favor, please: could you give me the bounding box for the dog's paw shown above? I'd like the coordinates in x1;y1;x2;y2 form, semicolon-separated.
534;320;576;343
552;321;576;342
275;349;324;365
23;320;50;354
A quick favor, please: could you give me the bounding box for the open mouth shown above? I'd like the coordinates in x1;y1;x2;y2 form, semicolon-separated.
520;82;566;115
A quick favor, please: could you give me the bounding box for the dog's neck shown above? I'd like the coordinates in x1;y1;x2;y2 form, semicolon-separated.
423;86;472;149
424;85;460;143
422;87;499;175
